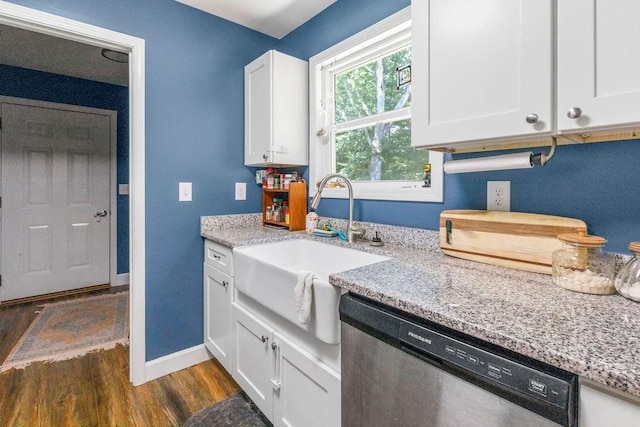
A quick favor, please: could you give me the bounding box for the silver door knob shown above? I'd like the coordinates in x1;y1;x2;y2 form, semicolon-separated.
94;210;108;222
525;113;539;124
567;107;582;119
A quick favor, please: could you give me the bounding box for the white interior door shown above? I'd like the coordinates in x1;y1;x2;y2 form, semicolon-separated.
1;102;111;301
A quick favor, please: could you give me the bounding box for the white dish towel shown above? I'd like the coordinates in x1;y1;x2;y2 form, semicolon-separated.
295;271;318;325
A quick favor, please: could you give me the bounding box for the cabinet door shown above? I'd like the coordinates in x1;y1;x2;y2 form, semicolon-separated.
245;51;273;165
411;0;553;148
203;263;232;372
231;303;274;421
272;332;341;427
557;0;640;132
580;381;640;426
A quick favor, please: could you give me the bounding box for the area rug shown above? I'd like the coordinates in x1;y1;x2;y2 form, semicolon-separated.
183;392;272;427
0;292;128;372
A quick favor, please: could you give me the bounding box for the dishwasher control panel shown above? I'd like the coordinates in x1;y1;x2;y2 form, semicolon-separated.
399;322;571;409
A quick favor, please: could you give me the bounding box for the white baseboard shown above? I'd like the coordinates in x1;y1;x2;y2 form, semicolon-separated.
144;344;212;383
116;273;130;286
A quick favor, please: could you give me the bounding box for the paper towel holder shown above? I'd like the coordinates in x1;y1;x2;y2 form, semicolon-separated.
443;137;558;174
531;136;557;167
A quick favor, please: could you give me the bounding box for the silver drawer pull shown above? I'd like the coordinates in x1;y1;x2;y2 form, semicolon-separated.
525;113;539;124
213;254;221;260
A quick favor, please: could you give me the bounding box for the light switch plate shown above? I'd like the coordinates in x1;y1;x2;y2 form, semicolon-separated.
179;182;192;202
235;182;247;200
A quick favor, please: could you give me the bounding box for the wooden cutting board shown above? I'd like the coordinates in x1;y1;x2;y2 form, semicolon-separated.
440;210;587;274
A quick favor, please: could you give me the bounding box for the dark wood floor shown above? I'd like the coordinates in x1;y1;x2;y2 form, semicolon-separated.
0;287;240;426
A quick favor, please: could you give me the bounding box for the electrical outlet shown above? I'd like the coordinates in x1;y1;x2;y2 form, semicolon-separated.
487;181;510;211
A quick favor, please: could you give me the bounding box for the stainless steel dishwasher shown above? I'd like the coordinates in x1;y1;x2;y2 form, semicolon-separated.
340;294;578;427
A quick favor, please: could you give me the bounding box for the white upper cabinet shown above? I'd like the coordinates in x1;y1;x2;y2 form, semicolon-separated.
245;50;309;166
557;0;640;133
411;0;553;149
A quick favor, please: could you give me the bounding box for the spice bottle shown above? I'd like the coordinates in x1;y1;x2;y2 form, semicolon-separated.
284;201;290;225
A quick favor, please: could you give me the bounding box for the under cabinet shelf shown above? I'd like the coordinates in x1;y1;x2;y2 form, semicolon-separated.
262;181;307;231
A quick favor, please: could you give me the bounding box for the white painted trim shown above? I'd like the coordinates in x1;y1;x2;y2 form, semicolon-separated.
109;110;118;290
0;96;118;302
145;344;213;383
308;6;445;204
116;273;130;286
0;1;147;385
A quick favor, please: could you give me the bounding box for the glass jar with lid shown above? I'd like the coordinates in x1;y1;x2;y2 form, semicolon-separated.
552;230;615;294
614;242;640;302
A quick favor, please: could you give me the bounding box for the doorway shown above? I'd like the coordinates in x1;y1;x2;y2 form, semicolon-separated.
0;1;146;385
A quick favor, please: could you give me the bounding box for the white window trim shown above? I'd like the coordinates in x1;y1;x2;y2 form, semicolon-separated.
309;6;444;203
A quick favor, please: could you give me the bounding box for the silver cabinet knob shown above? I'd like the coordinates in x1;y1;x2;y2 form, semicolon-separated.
567;107;582;119
262;154;268;161
525;113;539;124
261;335;268;343
271;341;278;351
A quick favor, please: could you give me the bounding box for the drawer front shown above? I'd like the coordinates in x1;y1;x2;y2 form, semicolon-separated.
204;239;233;275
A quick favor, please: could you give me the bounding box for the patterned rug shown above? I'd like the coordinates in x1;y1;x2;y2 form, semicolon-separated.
182;392;272;427
0;292;129;372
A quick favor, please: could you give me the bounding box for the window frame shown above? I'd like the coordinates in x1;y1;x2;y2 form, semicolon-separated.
309;6;444;203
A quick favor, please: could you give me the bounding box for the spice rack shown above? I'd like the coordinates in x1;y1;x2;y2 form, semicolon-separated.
262;180;307;231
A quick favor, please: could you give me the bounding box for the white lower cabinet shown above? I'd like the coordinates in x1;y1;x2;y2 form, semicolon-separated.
231;303;340;426
273;331;341;427
580;379;640;426
232;302;275;419
203;262;232;372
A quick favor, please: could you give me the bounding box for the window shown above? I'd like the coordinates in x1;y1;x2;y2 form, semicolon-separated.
309;7;443;202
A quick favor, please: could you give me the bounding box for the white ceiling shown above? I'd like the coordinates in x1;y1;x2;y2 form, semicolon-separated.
176;0;337;39
0;1;334;86
0;24;129;87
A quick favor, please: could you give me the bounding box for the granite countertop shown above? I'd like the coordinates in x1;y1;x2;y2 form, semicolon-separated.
201;214;640;398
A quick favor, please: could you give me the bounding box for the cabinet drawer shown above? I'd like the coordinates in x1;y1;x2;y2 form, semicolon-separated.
204;239;233;275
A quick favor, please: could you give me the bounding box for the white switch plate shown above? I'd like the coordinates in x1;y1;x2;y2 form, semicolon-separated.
118;184;129;195
179;182;192;202
487;181;510;211
235;182;247;200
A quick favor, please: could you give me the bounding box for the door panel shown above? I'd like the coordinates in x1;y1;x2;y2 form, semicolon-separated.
1;103;111;301
273;332;340;427
231;303;274;421
557;0;640;131
412;0;553;148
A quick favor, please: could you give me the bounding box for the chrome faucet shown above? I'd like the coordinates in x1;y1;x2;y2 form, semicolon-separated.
310;173;362;243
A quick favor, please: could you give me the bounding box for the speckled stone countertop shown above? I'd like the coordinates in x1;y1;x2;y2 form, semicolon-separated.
201;213;640;398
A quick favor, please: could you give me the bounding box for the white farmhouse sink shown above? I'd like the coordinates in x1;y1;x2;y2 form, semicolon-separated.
233;239;389;344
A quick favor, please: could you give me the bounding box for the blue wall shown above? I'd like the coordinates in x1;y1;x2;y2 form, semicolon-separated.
0;64;130;274
278;0;640;255
4;0;274;360
7;0;638;362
